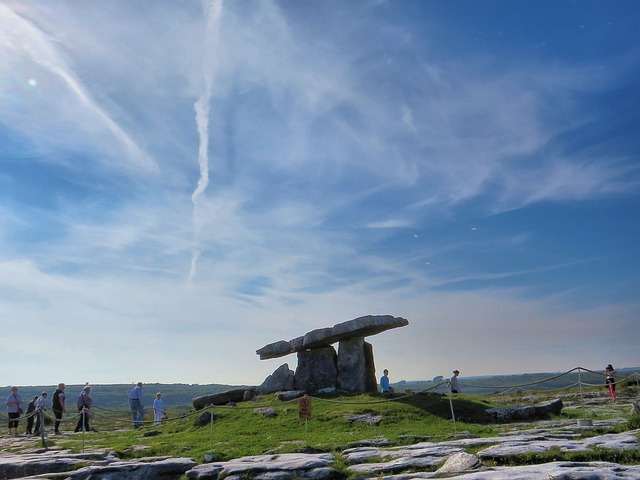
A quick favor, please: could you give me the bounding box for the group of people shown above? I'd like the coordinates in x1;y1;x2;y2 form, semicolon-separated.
379;365;617;399
5;382;166;436
128;382;167;428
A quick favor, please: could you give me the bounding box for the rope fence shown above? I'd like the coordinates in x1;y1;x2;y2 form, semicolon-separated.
2;366;637;449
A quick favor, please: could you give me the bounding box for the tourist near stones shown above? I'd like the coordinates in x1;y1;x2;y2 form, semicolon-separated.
3;314;639;479
256;314;409;394
192;315;409;409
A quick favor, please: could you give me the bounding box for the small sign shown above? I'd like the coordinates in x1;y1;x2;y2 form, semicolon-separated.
298;396;312;420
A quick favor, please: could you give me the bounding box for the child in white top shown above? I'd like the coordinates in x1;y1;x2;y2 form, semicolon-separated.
153;392;164;425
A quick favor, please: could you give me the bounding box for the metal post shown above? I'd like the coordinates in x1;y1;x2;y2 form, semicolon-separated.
448;393;457;433
81;409;86;453
578;368;585;418
38;407;46;448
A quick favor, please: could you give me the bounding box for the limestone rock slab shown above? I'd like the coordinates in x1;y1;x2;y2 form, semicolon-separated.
186;452;334;479
484;398;563;422
256;315;408;360
193;388;257;410
258;363;295;394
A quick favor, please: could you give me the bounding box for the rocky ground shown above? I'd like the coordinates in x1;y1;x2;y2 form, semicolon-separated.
1;393;638;479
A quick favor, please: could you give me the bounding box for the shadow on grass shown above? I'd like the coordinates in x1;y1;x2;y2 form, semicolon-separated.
392;392;495;424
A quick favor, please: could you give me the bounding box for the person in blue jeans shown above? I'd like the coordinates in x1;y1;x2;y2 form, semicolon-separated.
129;382;144;428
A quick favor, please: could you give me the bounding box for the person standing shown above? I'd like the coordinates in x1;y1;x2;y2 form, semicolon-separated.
5;386;23;436
129;382;144;428
25;395;38;435
604;364;616;401
449;370;461;394
380;369;394;393
33;391;48;435
52;383;66;434
74;385;93;433
153;392;164;426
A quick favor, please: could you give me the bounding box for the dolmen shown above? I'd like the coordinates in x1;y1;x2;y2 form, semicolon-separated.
256;315;408;395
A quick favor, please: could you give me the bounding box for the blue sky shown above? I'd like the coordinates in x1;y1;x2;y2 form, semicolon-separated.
1;0;639;387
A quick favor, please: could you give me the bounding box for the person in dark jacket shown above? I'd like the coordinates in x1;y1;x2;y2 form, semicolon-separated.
25;395;38;435
74;386;93;432
52;383;66;434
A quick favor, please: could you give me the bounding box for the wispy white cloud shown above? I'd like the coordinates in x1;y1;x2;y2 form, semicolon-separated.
0;3;156;172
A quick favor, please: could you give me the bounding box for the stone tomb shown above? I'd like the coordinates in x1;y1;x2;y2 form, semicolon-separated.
256;315;408;394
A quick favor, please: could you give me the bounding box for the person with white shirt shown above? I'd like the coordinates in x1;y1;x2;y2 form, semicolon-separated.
33;391;48;435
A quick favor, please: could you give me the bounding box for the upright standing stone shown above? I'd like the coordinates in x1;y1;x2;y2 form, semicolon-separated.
363;342;377;393
337;337;367;393
256;315;409;394
258;363;295;394
295;347;337;393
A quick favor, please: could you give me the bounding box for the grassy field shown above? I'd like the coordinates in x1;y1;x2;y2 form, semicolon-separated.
29;382;637;466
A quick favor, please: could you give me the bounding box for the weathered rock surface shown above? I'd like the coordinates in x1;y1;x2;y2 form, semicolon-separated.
256;315;409;359
185;452;335;480
435;451;484;475
2;424;640;479
67;456;198;479
275;390;305;401
0;450;112;479
343;413;383;425
257;364;295;394
294;346;337;393
194;411;215;427
0;451;196;480
342;429;640;478
193;388;257;410
477;431;640;459
336;337;376;393
370;461;640;479
484;398;563;422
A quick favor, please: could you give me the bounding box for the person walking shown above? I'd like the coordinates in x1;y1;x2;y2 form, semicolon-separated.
153;392;164;426
604;364;616;401
25;395;38;435
5;386;23;436
33;391;48;435
74;385;93;433
129;382;144;429
52;383;66;434
449;370;461;394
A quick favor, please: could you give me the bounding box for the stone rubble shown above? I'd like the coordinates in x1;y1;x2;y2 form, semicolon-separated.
2;424;639;479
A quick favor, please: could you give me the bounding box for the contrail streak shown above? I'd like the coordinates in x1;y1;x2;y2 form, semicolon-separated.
0;4;156;172
189;0;223;283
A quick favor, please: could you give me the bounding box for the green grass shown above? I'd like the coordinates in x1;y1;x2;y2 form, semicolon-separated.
490;446;640;467
27;385;640;471
51;392;500;462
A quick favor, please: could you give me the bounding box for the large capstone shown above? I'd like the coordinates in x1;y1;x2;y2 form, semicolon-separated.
256;315;408;360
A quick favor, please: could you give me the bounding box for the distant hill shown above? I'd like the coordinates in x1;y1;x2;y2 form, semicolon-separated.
392;367;640;395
